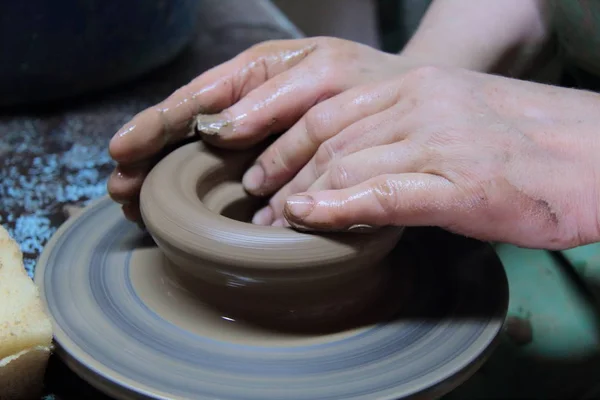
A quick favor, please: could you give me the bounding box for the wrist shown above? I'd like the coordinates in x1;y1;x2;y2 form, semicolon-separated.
397;43;491;73
396;0;553;77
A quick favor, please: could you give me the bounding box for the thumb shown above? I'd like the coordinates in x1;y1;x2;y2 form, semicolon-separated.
283;173;458;231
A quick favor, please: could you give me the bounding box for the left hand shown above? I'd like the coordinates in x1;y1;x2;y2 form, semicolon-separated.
106;37;415;222
260;66;600;250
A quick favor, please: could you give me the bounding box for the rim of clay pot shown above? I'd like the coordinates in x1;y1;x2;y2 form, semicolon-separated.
139;141;403;270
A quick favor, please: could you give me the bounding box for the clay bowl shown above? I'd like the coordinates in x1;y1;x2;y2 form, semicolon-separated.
139;140;405;331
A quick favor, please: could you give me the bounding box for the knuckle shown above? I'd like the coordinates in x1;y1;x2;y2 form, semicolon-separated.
313;36;346;56
230;60;269;101
320;53;343;73
310;66;339;103
309;40;355;100
303;105;331;145
236;48;264;71
247;40;279;54
318;45;341;63
405;65;445;82
314;48;345;78
313;64;341;94
314;140;338;175
424;128;461;148
372;177;401;216
327;161;352;190
261;144;292;176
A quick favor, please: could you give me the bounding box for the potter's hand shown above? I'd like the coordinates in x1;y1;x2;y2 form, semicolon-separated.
107;37;409;221
276;67;600;250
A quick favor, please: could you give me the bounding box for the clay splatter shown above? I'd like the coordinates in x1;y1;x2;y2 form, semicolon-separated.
0;115;121;276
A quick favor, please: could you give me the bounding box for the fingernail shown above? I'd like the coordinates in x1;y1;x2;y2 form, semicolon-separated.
347;224;377;233
252;206;274;225
114;123;136;140
195;114;232;136
242;164;265;192
284;195;314;221
110;124;135;149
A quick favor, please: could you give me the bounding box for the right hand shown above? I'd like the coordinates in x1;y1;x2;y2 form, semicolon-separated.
107;37;416;223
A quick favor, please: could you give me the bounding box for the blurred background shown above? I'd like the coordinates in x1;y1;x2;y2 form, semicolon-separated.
273;0;431;52
0;0;430;107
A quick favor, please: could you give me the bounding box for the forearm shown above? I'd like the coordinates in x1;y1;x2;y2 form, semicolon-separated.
399;0;554;77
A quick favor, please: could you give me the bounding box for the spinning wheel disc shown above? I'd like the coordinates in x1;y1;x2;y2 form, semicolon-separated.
35;196;508;400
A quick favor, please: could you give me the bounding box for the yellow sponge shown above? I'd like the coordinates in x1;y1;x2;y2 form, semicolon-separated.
0;224;53;399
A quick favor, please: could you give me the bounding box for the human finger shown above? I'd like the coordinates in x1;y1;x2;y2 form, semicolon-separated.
107;163;152;204
122;200;142;223
109;39;317;164
282;173;458;231
253;102;416;224
306;142;427;193
242;82;402;195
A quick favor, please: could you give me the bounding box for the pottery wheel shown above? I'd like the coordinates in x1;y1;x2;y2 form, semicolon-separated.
35;196;508;400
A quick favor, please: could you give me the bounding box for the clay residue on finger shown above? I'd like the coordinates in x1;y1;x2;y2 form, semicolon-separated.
476;178;560;228
509;186;559;227
465;178;562;248
534;199;559;225
195;114;233;137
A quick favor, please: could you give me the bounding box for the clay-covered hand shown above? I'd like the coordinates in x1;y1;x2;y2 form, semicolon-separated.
107;37;412;222
274;66;600;250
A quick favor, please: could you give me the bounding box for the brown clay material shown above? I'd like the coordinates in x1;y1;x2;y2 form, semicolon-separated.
139;140;405;328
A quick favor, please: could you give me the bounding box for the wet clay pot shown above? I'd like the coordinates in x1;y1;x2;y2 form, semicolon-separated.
139;140;405;331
